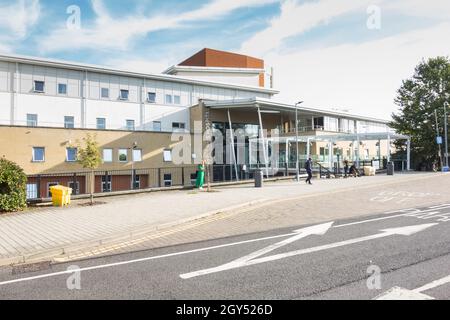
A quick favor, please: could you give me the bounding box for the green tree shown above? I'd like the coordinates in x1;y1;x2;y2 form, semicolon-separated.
77;134;102;205
0;158;27;212
390;56;450;171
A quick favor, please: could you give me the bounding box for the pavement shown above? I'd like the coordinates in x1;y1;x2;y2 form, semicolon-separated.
0;172;446;267
1;202;450;300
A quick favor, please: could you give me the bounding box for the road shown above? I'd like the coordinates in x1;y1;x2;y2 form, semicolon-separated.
0;202;450;300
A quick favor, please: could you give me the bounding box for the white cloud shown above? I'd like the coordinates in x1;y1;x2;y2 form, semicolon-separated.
266;22;450;120
0;0;40;46
240;0;377;56
39;0;278;53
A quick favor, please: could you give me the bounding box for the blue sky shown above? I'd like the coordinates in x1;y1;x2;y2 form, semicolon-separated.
0;0;449;119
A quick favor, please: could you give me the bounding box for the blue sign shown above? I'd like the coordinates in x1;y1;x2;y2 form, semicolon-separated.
437;136;443;145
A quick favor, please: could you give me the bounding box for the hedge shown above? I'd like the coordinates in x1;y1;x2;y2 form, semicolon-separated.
0;158;27;212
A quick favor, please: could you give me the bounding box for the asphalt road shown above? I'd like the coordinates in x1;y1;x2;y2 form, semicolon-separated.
0;202;450;300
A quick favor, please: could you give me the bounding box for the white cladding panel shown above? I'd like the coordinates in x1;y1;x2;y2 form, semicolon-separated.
86;99;141;130
144;104;190;132
0;92;11;125
16;94;82;128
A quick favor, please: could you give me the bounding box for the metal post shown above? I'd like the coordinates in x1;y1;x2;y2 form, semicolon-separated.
444;101;449;167
295;106;300;181
257;106;269;178
227;109;239;181
387;134;391;163
356;136;360;168
435;109;443;169
407;139;411;171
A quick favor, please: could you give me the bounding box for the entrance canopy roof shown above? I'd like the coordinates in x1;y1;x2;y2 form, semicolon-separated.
203;97;390;124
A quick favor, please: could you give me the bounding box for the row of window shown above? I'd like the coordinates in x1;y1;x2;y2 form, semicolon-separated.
26;114;186;132
31;147;173;163
33;80;182;104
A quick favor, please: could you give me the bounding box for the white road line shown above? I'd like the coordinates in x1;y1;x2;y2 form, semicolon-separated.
180;224;438;279
0;209;437;286
413;275;450;293
333;213;408;228
0;232;297;286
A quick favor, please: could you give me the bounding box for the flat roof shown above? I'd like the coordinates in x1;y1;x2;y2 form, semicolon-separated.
203;98;390;124
0;53;279;95
163;65;265;75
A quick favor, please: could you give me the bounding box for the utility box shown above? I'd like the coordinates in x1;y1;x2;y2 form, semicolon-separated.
255;169;264;188
49;185;72;207
387;162;395;176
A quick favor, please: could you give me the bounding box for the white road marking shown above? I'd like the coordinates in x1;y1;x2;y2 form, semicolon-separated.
376;274;450;300
180;223;438;279
0;207;441;287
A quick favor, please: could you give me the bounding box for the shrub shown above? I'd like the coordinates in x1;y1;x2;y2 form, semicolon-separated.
0;158;27;212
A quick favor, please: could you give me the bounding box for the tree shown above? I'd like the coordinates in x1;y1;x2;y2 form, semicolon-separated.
77;134;102;205
0;158;27;212
390;56;450;171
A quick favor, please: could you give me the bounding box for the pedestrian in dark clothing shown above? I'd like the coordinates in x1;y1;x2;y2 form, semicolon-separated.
305;158;313;185
344;160;349;178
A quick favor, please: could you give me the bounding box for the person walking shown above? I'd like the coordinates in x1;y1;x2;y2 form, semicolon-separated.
305;157;313;185
196;160;206;190
344;160;349;178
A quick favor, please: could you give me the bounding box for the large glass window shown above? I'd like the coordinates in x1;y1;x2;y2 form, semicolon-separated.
97;118;106;130
153;121;162;132
66;148;77;162
32;147;45;162
132;149;142;162
34;81;45;93
103;149;113;162
120;89;129;100
58;83;67;95
118;149;128;162
101;88;109;99
147;92;156;103
64;116;75;129
126;120;135;131
27;114;38;127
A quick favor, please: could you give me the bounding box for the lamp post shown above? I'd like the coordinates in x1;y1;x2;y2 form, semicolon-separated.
444;100;449;168
295;101;304;182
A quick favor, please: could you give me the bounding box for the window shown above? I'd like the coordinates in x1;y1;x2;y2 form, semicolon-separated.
172;122;186;131
32;147;45;162
174;95;181;105
118;149;128;162
120;89;129;100
102;175;112;192
26;184;38;199
103;149;113;163
68;181;80;195
58;83;67;95
64;116;75;129
34;80;45;93
147;92;156;103
66;148;77;162
101;88;109;99
163;149;172;162
97;118;106;130
126;120;135;131
163;174;172;187
165;94;173;104
27;114;38;127
47;183;59;198
132;149;142;162
153;121;161;132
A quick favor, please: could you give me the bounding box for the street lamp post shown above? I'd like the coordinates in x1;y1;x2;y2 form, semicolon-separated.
295;101;304;182
445;100;449;168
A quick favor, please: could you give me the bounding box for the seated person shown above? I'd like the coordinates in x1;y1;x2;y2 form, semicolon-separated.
349;165;361;177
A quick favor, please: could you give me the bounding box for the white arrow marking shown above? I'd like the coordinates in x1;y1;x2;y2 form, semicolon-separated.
376;274;450;300
180;223;438;279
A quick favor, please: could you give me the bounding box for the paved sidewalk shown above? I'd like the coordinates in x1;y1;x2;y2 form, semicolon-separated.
0;173;440;264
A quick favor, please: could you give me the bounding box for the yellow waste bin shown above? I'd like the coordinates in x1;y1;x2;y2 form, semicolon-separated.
49;185;73;207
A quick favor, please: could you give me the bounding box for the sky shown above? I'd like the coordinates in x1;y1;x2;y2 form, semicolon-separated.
0;0;449;120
